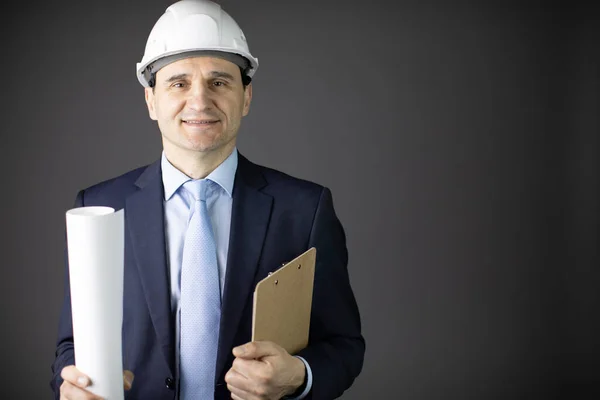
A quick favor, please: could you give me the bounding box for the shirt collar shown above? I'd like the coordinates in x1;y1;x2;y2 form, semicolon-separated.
161;148;238;201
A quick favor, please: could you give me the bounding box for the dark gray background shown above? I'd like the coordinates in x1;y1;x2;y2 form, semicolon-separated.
2;1;598;399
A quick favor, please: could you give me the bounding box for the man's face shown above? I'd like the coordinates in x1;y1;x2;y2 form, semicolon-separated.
145;56;252;158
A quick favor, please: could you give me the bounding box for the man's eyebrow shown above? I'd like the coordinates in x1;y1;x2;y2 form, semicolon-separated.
164;73;189;83
209;71;236;80
163;71;237;83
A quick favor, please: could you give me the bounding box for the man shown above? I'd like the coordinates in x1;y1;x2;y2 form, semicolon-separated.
51;1;364;399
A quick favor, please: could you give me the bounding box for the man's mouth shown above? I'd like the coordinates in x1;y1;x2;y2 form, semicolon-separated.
182;119;219;125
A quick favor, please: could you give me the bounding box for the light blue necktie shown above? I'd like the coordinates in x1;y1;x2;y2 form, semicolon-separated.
180;179;221;399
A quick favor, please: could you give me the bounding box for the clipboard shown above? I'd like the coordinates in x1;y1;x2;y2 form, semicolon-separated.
251;247;316;355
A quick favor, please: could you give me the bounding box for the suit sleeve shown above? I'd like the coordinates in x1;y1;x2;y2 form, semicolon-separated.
296;187;365;399
50;190;84;398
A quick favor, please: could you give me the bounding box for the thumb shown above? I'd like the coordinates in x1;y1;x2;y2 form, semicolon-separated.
233;341;280;359
123;370;135;390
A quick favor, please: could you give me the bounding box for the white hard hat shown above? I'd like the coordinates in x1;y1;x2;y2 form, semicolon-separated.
136;0;259;87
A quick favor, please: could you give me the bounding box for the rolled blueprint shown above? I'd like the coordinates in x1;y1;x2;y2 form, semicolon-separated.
66;206;125;400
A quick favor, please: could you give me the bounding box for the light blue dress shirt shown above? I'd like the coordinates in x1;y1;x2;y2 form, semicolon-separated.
161;149;312;399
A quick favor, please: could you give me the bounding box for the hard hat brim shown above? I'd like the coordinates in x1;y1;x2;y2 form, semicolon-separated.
136;48;259;88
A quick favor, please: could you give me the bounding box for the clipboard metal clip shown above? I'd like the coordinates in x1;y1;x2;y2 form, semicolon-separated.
267;271;278;284
267;261;288;283
268;261;288;276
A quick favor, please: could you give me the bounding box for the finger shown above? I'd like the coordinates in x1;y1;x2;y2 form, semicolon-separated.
228;383;258;400
231;357;267;382
60;380;102;400
227;363;273;399
60;365;91;388
232;340;280;359
230;391;245;400
123;370;134;390
225;367;250;391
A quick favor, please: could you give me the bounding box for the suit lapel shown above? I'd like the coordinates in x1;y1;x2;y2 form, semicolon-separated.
125;160;175;376
216;154;273;379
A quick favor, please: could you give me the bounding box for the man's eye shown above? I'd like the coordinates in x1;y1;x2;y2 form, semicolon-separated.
213;81;225;87
172;82;186;88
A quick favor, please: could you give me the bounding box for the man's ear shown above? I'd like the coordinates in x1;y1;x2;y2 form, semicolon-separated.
144;87;158;121
242;83;252;116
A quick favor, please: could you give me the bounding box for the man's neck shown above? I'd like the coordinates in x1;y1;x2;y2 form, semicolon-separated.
163;142;235;180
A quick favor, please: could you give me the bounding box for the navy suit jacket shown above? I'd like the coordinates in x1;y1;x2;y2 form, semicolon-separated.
51;153;365;399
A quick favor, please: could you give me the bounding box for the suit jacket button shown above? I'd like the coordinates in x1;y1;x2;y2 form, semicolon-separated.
165;377;175;390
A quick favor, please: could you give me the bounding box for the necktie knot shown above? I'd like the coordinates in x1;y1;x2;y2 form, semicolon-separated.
183;179;210;202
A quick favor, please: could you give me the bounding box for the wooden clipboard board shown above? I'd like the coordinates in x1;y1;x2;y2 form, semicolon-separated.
251;247;316;355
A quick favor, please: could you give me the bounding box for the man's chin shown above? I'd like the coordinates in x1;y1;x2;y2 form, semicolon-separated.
183;140;233;156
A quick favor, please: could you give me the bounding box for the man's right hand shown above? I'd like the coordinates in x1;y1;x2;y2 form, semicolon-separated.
60;365;134;400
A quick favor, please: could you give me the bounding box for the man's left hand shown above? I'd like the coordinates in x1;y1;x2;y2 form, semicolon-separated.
225;341;306;400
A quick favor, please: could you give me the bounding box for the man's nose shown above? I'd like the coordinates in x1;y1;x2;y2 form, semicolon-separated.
186;82;214;110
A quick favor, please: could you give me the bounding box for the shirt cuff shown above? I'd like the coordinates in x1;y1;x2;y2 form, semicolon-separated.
286;356;313;399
